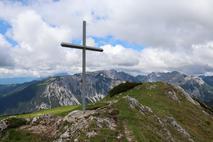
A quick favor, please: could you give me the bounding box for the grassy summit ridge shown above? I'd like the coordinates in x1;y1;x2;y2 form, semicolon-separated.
107;82;213;141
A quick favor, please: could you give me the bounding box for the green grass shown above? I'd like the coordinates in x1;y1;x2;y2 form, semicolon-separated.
16;105;79;118
115;97;168;142
88;128;126;142
0;105;79;120
86;102;109;110
1;129;52;142
0;115;7;120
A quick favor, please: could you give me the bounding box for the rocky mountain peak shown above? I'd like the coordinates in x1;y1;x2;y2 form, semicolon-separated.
0;70;213;115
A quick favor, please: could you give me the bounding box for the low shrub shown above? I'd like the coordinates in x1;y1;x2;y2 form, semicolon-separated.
6;117;27;129
109;82;142;97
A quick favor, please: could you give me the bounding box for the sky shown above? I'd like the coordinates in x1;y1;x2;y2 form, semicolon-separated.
0;0;213;78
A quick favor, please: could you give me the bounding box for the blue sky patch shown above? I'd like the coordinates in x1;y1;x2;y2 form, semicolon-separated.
9;0;60;5
0;20;18;47
5;37;18;47
0;20;11;35
8;0;30;5
72;36;144;51
93;36;144;51
72;39;82;45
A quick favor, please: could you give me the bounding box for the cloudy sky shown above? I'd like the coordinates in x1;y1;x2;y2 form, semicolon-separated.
0;0;213;78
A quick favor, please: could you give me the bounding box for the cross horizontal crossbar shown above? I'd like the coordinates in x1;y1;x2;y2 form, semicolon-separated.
61;42;103;52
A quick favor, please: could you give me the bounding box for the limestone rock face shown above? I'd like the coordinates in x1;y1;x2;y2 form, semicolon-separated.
167;90;180;102
127;96;153;114
56;107;118;142
172;85;200;105
0;120;7;133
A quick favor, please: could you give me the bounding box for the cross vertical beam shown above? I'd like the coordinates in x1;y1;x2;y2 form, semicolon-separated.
82;21;86;111
60;21;103;111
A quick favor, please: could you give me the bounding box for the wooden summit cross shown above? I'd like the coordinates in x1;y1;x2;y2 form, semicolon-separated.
61;21;103;111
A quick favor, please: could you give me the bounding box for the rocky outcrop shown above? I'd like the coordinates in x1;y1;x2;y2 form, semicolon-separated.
167;89;180;102
0;120;7;133
155;117;175;142
56;108;118;142
25;115;62;138
173;85;200;105
165;117;194;142
127;96;153;115
18;103;120;142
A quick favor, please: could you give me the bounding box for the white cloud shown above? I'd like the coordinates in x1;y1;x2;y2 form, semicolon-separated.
86;37;96;47
10;10;72;69
0;34;14;67
138;42;213;74
0;0;213;77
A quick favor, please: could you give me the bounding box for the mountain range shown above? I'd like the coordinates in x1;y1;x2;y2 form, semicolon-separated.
0;70;213;115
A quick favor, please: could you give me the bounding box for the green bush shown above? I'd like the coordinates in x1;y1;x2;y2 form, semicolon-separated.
109;82;142;97
6;117;27;129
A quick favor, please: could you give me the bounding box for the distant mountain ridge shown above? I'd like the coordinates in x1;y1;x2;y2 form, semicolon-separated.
0;70;213;115
0;77;39;85
137;71;213;107
0;70;126;115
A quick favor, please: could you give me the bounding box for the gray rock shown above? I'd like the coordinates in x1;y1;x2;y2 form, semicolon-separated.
165;117;194;142
155;117;175;142
127;96;153;114
55;106;118;142
0;120;7;132
173;85;200;105
86;130;97;138
167;90;180;102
